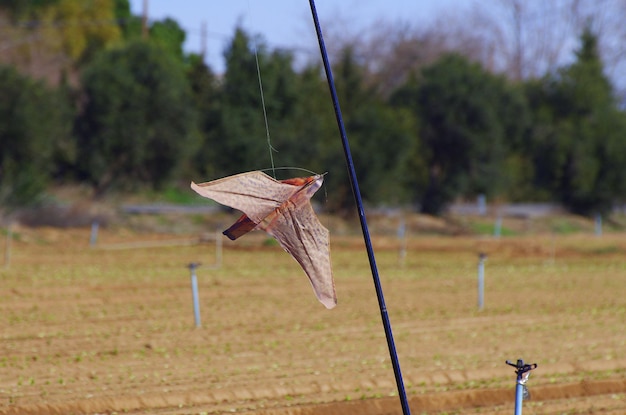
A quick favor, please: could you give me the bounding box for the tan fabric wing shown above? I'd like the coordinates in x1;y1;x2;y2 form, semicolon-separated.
190;171;300;223
261;199;336;309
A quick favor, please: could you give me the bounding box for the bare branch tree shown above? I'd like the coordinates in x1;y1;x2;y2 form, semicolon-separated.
303;0;626;96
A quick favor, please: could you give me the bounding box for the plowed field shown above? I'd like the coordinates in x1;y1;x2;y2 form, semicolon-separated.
1;224;624;414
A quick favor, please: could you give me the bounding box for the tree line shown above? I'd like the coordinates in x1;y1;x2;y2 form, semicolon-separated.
1;0;625;216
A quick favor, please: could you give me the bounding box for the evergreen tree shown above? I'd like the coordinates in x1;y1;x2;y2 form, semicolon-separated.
187;54;220;178
0;66;72;208
392;54;528;214
114;0;145;41
149;18;186;62
526;27;626;214
210;28;273;176
76;41;199;195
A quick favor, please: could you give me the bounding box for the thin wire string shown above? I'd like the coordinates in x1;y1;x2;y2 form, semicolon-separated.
260;166;319;176
251;31;277;179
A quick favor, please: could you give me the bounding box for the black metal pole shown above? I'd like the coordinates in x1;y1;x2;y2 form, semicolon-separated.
307;2;411;414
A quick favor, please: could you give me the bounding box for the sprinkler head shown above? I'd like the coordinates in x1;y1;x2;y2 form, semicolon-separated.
187;262;202;270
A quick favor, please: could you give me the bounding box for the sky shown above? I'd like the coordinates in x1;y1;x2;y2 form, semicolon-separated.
128;0;461;73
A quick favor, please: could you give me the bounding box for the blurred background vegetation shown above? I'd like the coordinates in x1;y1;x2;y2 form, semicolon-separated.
1;0;626;217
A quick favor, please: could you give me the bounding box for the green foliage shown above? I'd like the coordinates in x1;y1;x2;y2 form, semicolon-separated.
51;78;78;180
209;28;275;175
1;18;626;217
186;55;220;178
270;64;337;177
113;0;142;40
152;186;200;205
525;27;626;215
76;40;200;195
149;18;186;62
550;218;585;235
469;220;516;236
0;65;72;209
391;54;530;214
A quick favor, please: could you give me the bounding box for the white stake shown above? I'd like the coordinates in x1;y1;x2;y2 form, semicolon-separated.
477;253;487;311
187;262;202;328
90;221;99;246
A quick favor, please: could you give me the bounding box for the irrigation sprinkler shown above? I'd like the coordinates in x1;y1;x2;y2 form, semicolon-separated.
187;262;202;328
477;253;487;311
505;359;537;415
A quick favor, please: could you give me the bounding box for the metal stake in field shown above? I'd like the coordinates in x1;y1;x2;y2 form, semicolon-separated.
90;221;99;246
308;1;411;414
477;253;487;311
505;359;537;415
494;215;502;238
187;262;202;327
398;216;407;265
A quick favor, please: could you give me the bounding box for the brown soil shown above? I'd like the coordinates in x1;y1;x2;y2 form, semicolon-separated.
1;225;624;414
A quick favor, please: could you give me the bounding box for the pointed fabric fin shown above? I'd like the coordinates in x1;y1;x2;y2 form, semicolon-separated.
223;214;257;240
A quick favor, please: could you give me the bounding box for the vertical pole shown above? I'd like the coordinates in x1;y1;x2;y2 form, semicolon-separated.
308;2;411;414
90;221;99;247
595;213;602;236
201;21;207;59
506;359;537;415
141;0;149;39
477;194;487;216
188;263;202;327
478;253;486;311
494;215;502;238
514;380;524;415
398;216;407;265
